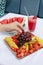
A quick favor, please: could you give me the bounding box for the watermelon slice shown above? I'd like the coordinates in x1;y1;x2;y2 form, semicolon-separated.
17;17;25;26
0;17;25;26
12;17;25;26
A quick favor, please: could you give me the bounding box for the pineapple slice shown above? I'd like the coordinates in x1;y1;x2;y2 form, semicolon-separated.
24;42;29;51
5;37;18;49
34;36;43;46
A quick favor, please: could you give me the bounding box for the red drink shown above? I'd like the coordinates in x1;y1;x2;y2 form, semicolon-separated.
28;16;37;32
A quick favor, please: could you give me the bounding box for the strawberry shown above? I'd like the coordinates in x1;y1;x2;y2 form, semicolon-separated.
24;51;29;56
20;52;24;58
11;47;17;52
12;36;19;45
33;43;39;51
11;36;16;39
29;49;33;54
13;39;19;45
38;44;43;49
33;42;39;50
16;53;21;58
21;49;26;53
16;49;21;54
21;46;26;49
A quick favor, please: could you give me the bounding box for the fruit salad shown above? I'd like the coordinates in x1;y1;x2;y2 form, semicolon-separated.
4;32;43;59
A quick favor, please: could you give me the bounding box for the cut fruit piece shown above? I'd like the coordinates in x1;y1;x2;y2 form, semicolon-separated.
24;43;29;51
38;44;43;49
12;17;17;22
17;17;23;23
7;18;13;23
20;45;26;50
12;36;19;45
1;19;8;24
5;37;18;49
11;36;16;39
24;51;29;56
11;47;18;52
16;53;21;58
0;17;25;26
20;52;24;58
21;49;26;53
16;49;21;54
35;36;43;46
12;17;25;26
33;42;39;51
13;39;19;45
16;53;24;58
29;49;33;54
17;17;25;26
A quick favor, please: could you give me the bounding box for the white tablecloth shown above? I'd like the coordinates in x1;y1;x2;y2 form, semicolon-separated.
0;13;43;65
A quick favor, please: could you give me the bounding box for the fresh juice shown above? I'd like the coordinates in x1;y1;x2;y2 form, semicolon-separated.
28;16;37;32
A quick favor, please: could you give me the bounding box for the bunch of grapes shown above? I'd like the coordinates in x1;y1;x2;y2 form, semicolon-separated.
17;32;32;47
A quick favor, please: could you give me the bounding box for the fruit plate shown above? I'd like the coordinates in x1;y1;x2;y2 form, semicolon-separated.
4;32;43;59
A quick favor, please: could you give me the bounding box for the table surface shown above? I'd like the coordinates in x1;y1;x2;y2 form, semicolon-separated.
0;13;43;65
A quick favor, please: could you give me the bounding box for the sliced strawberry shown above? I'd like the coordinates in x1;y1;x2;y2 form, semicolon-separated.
13;39;19;45
11;36;16;39
11;36;19;45
29;49;33;54
33;42;39;47
21;46;26;49
21;49;26;53
33;42;39;51
16;53;21;58
24;51;29;56
11;47;17;52
20;52;24;58
38;44;43;49
16;49;21;54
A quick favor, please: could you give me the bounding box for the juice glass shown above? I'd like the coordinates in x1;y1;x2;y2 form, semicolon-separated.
28;16;37;32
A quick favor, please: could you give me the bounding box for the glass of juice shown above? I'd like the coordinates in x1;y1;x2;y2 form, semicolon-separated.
28;16;37;32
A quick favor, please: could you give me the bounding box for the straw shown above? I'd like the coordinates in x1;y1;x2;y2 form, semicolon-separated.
24;6;29;16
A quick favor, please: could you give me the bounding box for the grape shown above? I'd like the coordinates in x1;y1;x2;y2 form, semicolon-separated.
18;41;25;47
17;32;32;47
